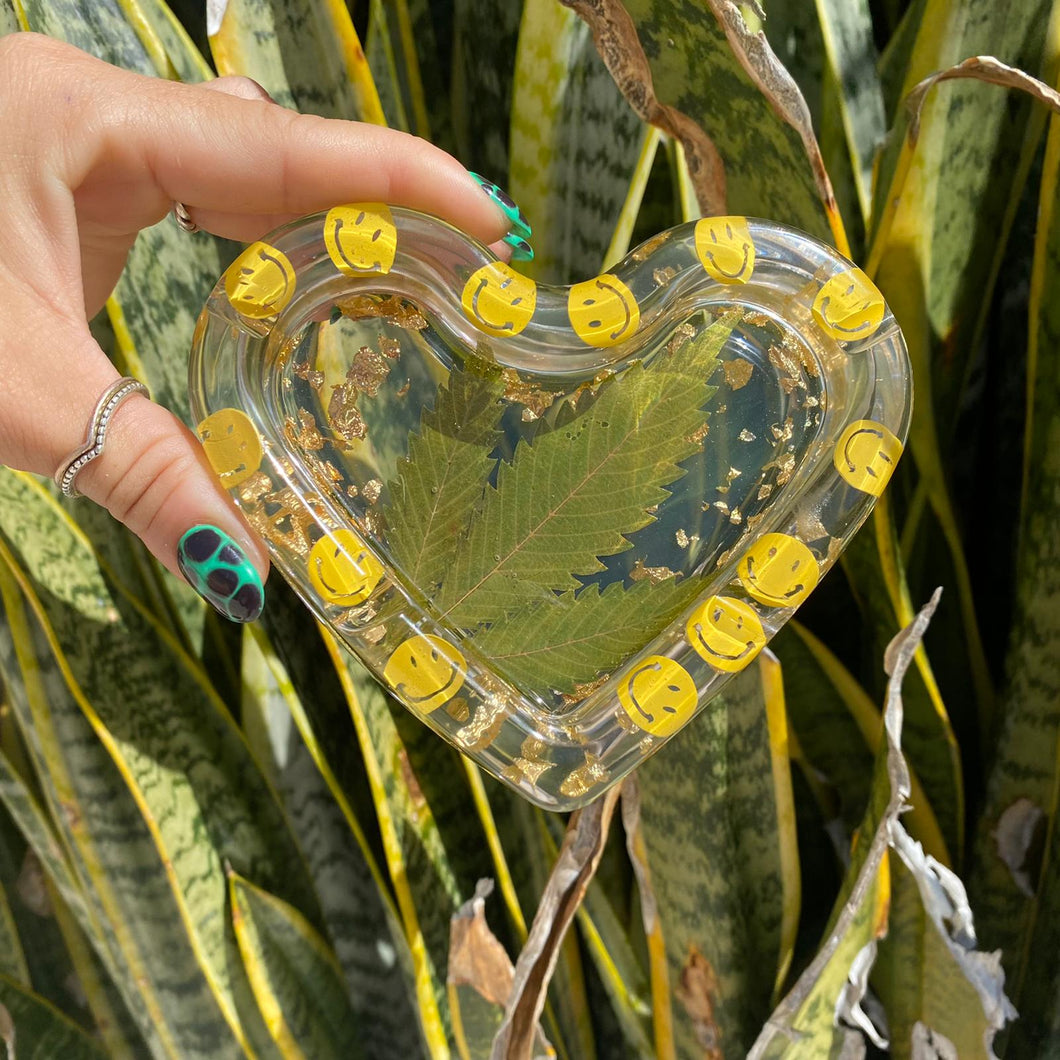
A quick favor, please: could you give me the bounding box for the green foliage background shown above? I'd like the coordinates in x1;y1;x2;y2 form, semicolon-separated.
0;0;1058;1057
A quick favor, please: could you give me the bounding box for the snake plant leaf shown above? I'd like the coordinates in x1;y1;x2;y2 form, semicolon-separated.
385;367;508;595
0;469;320;1054
434;317;726;627
874;839;1018;1060
966;84;1060;1054
0;818;29;985
0;1;20;33
634;655;799;1057
450;0;523;181
0;974;108;1060
121;0;213;81
0;552;242;1058
509;0;645;284
366;0;431;136
404;0;455;150
748;593;941;1058
229;870;363;1060
564;0;836;244
473;577;704;696
366;0;411;131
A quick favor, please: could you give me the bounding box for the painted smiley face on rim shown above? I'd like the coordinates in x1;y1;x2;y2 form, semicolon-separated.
324;203;398;275
812;269;885;340
461;263;537;337
694;216;756;284
383;634;466;711
737;533;820;608
224;241;297;319
567;274;641;347
834;419;903;496
686;595;766;673
196;408;263;489
308;529;384;605
617;656;698;738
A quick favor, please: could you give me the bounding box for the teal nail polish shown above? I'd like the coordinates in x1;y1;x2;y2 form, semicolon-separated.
177;525;264;623
469;172;532;238
503;233;534;262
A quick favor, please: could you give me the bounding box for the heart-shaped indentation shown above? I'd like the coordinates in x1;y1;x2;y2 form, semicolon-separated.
189;206;910;809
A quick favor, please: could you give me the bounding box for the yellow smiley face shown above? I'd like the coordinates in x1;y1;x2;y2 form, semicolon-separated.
812;268;885;341
737;533;820;608
568;274;640;347
694;216;755;284
383;635;466;712
617;656;698;738
196;408;263;489
308;530;384;606
461;263;537;337
224;241;296;319
686;595;765;673
324;203;398;275
834;419;903;496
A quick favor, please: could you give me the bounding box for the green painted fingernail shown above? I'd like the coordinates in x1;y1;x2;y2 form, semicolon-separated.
469;172;531;238
503;233;534;261
177;524;264;623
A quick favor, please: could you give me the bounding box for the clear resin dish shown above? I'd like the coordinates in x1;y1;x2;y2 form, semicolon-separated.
188;205;911;809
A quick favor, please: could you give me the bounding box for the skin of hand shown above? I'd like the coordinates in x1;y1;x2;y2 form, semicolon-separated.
0;32;513;608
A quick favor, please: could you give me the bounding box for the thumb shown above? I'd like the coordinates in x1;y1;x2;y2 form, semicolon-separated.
71;366;269;623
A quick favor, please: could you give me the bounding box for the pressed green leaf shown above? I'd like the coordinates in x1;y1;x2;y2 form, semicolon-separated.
509;0;645;284
0;556;239;1058
0;470;320;1055
0;974;107;1060
386;367;507;594
230;871;363;1060
473;578;702;695
635;655;800;1056
566;0;836;244
434;319;726;627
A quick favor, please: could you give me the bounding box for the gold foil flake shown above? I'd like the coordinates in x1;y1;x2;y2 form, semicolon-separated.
716;404;727;413
726;467;741;483
826;537;844;564
713;501;730;515
236;471;273;508
765;451;796;485
631;230;671;260
653;265;677;286
665;323;696;356
560;674;611;706
771;417;794;444
379;335;401;359
304;454;343;489
349;345;390;396
746;512;765;533
454;694;511;751
288;408;325;451
337;294;427;329
362;479;383;504
676;529;690;548
630;559;676;585
502;754;551;786
769;344;804;393
715;485;729;495
501;367;557;420
293;361;326;390
804;395;820;408
723;359;754;390
363;624;387;645
340;602;378;627
688;422;710;445
362;509;385;536
328;384;367;442
797;342;820;377
728;507;743;525
758;483;774;500
445;697;471;724
346;484;359;498
559;754;610;798
739;428;756;442
396;379;411;397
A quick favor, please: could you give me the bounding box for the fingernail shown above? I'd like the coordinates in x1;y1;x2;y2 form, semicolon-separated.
503;233;534;262
177;524;265;623
469;172;531;238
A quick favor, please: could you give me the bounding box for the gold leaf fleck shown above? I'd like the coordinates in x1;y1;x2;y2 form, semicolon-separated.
714;501;730;514
726;466;741;483
363;624;387;644
346;484;359;498
771;417;794;443
362;479;383;505
560;674;611;705
379;335;401;359
348;345;390;396
236;471;273;508
653;265;677;286
739;428;756;442
676;529;690;548
665;322;696;355
445;697;471;724
328;383;367;442
630;559;676;585
631;230;671;260
559;754;609;798
757;483;774;500
723;359;754;390
728;508;742;525
455;694;511;751
688;421;710;445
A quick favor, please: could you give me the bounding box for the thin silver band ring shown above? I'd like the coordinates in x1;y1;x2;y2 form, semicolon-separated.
54;377;150;498
173;201;198;233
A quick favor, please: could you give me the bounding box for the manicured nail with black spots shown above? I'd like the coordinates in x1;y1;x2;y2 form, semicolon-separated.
503;233;534;262
177;525;264;623
469;172;532;239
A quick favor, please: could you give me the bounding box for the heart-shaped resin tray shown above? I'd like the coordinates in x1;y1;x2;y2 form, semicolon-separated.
189;205;910;809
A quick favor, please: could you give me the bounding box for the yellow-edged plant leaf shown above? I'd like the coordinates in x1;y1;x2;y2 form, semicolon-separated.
0;835;28;985
209;0;374;119
0;554;239;1058
403;0;454;149
364;0;428;135
0;1;21;33
0;469;322;1056
966;63;1060;1054
509;0;645;284
121;0;213;80
634;654;801;1057
0;973;107;1060
229;870;363;1060
600;125;664;268
565;0;839;244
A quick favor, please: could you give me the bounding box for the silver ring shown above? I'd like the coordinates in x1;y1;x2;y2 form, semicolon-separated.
54;377;150;498
173;201;198;233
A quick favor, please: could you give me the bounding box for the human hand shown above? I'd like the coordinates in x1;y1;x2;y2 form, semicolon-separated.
0;32;531;621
